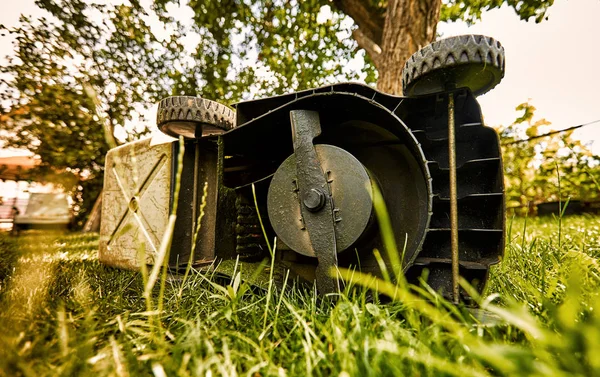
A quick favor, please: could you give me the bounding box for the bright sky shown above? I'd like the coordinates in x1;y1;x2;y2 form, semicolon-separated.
1;0;599;156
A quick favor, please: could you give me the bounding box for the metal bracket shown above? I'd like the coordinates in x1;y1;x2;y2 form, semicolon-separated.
289;110;340;293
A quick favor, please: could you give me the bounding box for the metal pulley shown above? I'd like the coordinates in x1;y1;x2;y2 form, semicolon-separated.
267;110;374;292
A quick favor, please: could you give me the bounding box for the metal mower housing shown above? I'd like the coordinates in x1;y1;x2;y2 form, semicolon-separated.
99;35;506;301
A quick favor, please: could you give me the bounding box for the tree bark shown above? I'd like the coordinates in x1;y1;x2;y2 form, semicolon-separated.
377;0;441;95
335;0;441;95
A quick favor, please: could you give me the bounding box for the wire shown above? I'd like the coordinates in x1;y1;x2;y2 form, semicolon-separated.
501;119;600;146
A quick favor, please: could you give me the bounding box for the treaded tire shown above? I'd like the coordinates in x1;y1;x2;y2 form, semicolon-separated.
402;35;505;97
157;96;236;138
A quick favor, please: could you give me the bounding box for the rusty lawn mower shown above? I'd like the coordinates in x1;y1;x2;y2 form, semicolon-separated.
99;34;506;302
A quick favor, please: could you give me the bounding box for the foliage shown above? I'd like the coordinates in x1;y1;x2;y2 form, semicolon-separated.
0;236;18;290
441;0;555;24
154;0;366;98
498;102;600;213
1;216;600;376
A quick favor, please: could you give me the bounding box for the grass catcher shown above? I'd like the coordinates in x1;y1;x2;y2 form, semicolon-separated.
99;34;506;302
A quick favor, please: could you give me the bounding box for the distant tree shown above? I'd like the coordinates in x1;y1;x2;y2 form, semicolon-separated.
499;102;600;214
0;1;180;227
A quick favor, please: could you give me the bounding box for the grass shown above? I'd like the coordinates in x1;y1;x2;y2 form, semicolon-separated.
0;215;600;376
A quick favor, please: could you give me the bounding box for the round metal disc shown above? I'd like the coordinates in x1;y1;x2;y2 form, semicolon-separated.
267;144;373;257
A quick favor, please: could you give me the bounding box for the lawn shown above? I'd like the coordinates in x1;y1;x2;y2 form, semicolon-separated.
1;215;600;376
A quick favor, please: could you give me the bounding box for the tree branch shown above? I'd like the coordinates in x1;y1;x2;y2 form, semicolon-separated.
333;0;385;45
352;28;382;67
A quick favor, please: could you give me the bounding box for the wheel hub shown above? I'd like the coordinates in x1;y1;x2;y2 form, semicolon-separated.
267;144;373;258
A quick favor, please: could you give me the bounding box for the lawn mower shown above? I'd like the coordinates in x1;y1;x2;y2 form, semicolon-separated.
99;34;506;302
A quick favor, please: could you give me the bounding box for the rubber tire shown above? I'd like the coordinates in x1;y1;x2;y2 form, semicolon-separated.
402;35;505;97
156;96;236;138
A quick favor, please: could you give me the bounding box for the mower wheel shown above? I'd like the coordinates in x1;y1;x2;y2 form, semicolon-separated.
157;96;236;138
402;34;505;97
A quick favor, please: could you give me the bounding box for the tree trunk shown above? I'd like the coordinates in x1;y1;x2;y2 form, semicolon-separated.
335;0;441;95
377;0;441;95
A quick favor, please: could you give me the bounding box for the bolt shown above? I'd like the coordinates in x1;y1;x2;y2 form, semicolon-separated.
333;208;342;222
303;189;326;212
129;196;140;212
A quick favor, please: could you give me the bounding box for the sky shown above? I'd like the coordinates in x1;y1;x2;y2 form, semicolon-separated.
0;0;599;157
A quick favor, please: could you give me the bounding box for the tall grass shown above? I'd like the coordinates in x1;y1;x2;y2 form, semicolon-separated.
0;213;599;376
